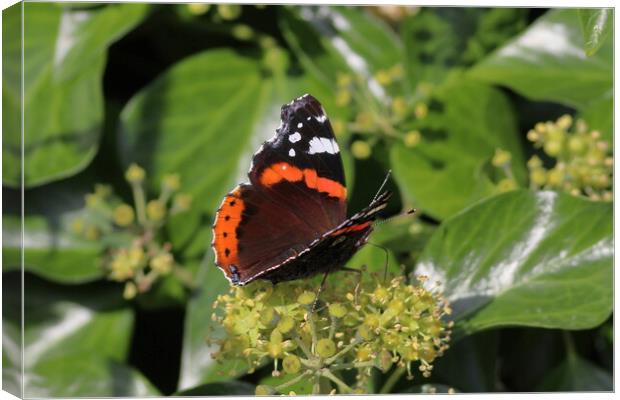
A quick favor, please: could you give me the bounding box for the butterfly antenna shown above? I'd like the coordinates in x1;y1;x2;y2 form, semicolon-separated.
372;169;392;202
373;208;417;228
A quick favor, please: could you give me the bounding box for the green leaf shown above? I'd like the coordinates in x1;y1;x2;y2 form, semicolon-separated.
27;355;160;397
468;9;612;109
536;354;612;391
178;258;238;389
390;80;526;220
280;5;403;97
2;3;148;187
402;8;528;86
415;190;612;334
579;9;612;57
579;95;613;143
3;274;137;396
176;381;255;396
118;48;303;219
3;174;105;283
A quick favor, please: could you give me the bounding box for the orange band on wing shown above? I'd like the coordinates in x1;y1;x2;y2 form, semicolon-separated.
330;221;371;236
213;187;245;272
260;162;346;200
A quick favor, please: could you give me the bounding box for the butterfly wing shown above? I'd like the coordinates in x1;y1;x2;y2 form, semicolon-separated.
212;94;349;284
249;94;347;231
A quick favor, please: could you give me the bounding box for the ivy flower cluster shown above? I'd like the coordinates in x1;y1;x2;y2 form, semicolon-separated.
526;115;612;201
208;273;452;395
72;163;194;299
333;65;428;160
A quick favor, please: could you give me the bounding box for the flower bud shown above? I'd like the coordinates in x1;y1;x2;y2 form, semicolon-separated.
282;355;301;374
404;130;421;148
147;200;166;221
162;174;181;191
492;149;512;167
277;316;295;333
217;4;241;20
150;253;173;275
113;204;135;226
329;303;348;318
125;163;145;184
297;291;315;305
123;282;137;300
351;140;371;159
316;338;336;358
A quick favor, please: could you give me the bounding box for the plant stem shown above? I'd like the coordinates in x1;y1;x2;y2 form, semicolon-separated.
321;369;353;394
325;339;359;365
274;371;311;393
379;366;405;394
131;183;147;225
562;331;578;364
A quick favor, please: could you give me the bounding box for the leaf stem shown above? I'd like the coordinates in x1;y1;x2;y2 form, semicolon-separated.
321;369;353;394
379;366;405;394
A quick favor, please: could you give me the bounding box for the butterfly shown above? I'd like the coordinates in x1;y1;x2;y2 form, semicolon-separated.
212;94;391;286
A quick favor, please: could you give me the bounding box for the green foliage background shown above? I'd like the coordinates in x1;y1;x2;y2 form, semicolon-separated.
2;3;613;396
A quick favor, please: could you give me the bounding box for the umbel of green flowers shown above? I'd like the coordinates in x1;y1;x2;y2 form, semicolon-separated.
526;115;612;201
209;273;452;395
72;163;194;299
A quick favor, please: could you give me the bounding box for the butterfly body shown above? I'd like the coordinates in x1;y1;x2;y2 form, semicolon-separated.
212;94;390;285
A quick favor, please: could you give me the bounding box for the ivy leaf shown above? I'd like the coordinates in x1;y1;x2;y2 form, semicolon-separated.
2;3;148;187
416;190;612;335
391;80;525;220
468;9;612;109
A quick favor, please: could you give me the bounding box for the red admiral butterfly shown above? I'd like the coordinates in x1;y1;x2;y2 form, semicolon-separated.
212;94;391;286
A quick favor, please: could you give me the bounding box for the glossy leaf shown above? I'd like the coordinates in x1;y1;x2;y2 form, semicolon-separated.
416;190;612;334
280;5;403;100
3;174;105;283
468;9;612;109
536;354;613;391
3;274;137;396
27;355;160;397
390;80;526;220
579;9;612;57
118;49;303;218
2;3;148;187
178;257;236;390
579;95;613;142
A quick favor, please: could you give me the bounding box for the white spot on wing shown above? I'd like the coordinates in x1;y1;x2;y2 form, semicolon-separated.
289;132;302;143
308;137;339;155
307;117;311;121
289;148;296;157
316;114;327;123
297;122;303;128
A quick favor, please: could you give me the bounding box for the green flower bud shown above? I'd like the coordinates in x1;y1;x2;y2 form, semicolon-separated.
351;140;371;159
414;103;428;119
125;163;145;184
497;178;517;193
113;204;135;226
392;97;408;118
364;313;381;330
217;4;241;20
328;303;347;318
123;282;137;300
297;291;315;305
404;130;421;148
150;253;173;275
568;135;587;155
231;24;254;40
491;148;512;167
316;338;336;358
187;3;210;15
543;140;562;157
162;174;181;191
530;168;547;187
378;349;393;372
255;385;274;396
282;354;301;374
146;200;166;221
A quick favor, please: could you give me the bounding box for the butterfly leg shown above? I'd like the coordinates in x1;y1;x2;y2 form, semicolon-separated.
339;266;364;304
367;242;390;282
311;271;330;312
